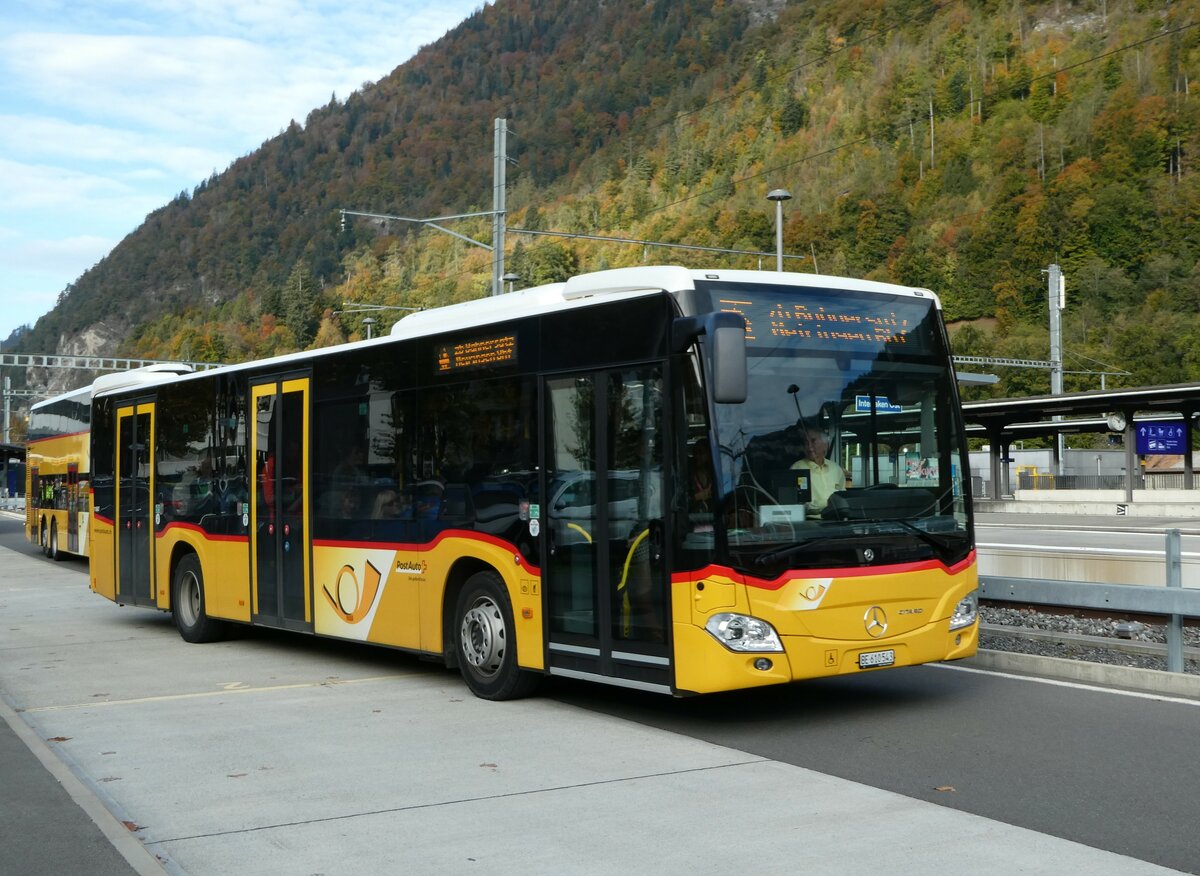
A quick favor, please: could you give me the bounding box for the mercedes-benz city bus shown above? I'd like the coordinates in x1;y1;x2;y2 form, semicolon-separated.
88;266;978;699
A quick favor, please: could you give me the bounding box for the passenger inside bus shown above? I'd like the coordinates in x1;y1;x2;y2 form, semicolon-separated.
372;489;409;519
413;481;443;519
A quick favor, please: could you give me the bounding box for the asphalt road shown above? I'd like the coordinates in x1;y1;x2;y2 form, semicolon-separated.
3;514;1198;872
0;514;55;560
550;664;1200;872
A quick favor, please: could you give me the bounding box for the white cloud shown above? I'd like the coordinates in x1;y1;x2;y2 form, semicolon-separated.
0;115;228;179
0;158;128;210
0;0;483;340
1;235;114;277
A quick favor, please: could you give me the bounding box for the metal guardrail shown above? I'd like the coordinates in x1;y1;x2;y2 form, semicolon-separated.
980;529;1195;673
0;496;24;513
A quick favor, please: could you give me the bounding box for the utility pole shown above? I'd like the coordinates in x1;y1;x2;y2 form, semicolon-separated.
1047;263;1065;472
492;118;509;297
929;100;935;169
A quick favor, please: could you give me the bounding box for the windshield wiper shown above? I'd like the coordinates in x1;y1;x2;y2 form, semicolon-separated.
860;517;960;554
751;533;845;568
748;517;963;568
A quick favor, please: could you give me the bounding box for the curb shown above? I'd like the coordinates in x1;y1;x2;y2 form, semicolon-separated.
0;695;167;874
967;649;1200;699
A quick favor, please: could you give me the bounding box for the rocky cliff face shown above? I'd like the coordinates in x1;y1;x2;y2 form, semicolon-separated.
36;321;127;395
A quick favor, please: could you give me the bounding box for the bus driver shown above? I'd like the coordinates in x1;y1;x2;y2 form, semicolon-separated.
790;427;845;513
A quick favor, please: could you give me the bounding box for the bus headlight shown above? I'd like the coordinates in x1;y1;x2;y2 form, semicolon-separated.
705;613;784;652
949;590;979;631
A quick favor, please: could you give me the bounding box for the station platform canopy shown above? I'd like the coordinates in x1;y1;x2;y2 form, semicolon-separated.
961;382;1200;501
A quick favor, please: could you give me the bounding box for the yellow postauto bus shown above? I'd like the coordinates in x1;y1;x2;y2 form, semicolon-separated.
89;266;978;699
26;386;92;561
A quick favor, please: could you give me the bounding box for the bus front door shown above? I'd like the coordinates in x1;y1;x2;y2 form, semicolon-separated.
116;403;155;606
543;368;671;693
250;377;312;632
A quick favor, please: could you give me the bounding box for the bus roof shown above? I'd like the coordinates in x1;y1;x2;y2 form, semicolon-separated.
89;363;195;399
30;383;94;412
89;267;941;400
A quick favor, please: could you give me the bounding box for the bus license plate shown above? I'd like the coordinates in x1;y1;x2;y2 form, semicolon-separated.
858;649;895;669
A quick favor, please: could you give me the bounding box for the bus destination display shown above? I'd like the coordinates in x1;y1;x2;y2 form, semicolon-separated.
436;334;518;373
714;293;934;354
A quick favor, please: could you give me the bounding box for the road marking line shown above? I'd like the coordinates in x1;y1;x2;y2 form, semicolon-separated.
929;663;1200;707
22;674;414;713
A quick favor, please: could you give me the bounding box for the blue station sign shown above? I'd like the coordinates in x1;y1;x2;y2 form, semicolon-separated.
1136;421;1188;455
855;395;902;414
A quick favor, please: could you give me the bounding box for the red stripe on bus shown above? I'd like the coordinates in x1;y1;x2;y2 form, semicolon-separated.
154;521;249;543
313;529;540;574
93;514;114;526
672;550;977;591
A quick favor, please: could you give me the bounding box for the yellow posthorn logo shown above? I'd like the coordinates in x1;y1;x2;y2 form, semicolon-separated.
323;560;382;624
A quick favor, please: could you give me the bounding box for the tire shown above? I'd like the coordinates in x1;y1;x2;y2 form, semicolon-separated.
39;520;49;557
454;570;539;700
172;553;226;644
49;521;62;561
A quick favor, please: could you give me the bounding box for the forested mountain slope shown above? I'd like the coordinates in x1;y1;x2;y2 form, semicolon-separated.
16;0;1200;400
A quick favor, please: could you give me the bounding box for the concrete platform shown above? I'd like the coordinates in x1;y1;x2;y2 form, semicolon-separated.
0;546;1183;874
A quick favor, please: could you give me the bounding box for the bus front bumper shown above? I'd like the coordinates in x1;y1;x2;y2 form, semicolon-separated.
671;619;979;695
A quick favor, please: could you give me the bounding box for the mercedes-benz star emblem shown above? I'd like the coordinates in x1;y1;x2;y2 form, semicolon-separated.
864;605;888;638
862;548;875;562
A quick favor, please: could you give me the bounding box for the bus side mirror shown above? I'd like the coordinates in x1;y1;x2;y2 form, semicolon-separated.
673;312;747;404
709;313;747;404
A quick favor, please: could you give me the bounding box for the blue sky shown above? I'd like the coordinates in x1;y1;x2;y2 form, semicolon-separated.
0;0;482;344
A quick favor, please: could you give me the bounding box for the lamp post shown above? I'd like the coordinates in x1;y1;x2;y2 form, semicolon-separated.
502;272;521;294
766;189;792;272
362;317;376;340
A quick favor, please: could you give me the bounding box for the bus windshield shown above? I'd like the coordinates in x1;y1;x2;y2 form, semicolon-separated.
691;280;971;575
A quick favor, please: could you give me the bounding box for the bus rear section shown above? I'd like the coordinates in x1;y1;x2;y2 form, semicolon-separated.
26;388;92;561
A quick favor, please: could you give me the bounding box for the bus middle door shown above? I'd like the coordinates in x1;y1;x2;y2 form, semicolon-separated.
116;402;155;606
250;376;312;632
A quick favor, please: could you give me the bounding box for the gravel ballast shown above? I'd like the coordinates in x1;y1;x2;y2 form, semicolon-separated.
980;604;1200;675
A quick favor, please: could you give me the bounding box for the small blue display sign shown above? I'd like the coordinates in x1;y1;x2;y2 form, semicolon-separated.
855;395;902;414
1136;421;1187;455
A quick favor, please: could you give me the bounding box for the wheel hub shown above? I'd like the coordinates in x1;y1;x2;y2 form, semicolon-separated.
180;572;201;626
460;597;505;677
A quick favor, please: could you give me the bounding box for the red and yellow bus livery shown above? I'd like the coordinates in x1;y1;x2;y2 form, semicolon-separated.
88;267;978;699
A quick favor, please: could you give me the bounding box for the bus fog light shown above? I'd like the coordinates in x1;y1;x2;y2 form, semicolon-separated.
705;613;784;652
949;590;978;631
754;657;773;671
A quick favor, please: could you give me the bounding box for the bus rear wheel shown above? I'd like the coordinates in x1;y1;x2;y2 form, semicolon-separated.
172;554;226;644
454;571;539;701
48;521;62;561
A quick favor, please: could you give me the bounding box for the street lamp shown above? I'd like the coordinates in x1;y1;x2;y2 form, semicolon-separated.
362;317;376;340
502;272;521;294
766;189;792;272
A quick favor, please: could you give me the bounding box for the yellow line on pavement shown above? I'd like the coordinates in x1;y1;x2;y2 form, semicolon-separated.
22;674;415;713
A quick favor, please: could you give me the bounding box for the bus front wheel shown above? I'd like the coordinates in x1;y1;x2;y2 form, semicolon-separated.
454;571;539;701
172;554;226;644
